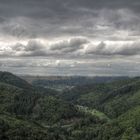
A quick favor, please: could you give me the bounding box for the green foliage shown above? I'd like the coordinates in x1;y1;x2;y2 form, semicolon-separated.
0;83;23;112
61;78;140;118
31;96;79;124
0;71;32;90
1;71;140;139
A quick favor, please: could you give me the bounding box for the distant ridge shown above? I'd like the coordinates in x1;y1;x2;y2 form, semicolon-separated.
0;71;32;90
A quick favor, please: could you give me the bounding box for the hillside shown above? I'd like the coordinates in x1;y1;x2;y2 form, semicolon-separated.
1;72;140;139
0;72;81;125
0;71;33;90
58;77;140;139
0;72;109;140
59;77;140;117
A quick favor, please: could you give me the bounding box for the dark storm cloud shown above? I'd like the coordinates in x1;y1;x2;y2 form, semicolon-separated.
0;0;140;18
0;0;140;39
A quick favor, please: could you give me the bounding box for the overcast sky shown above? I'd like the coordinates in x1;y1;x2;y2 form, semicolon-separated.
0;0;140;76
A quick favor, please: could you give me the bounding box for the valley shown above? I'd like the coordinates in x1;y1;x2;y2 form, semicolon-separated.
0;71;140;139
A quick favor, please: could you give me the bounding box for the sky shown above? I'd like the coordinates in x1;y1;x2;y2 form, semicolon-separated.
0;0;140;76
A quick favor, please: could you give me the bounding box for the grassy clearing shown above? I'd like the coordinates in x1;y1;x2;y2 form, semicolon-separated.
77;105;110;120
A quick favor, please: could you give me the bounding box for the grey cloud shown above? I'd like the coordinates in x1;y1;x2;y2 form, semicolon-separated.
86;41;140;56
0;18;37;39
0;0;140;76
3;39;140;57
0;0;140;40
50;37;89;53
9;38;89;57
115;42;140;55
12;43;25;51
0;0;139;18
11;40;47;56
1;57;140;76
24;40;44;52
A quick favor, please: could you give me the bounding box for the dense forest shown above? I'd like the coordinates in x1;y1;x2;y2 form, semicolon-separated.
1;71;140;139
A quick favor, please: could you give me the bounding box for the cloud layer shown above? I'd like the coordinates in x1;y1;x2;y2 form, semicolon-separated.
1;39;140;57
0;0;140;76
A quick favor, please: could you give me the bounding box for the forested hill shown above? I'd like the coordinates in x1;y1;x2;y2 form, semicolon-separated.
0;72;81;139
60;77;140;118
1;71;140;139
0;71;33;90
